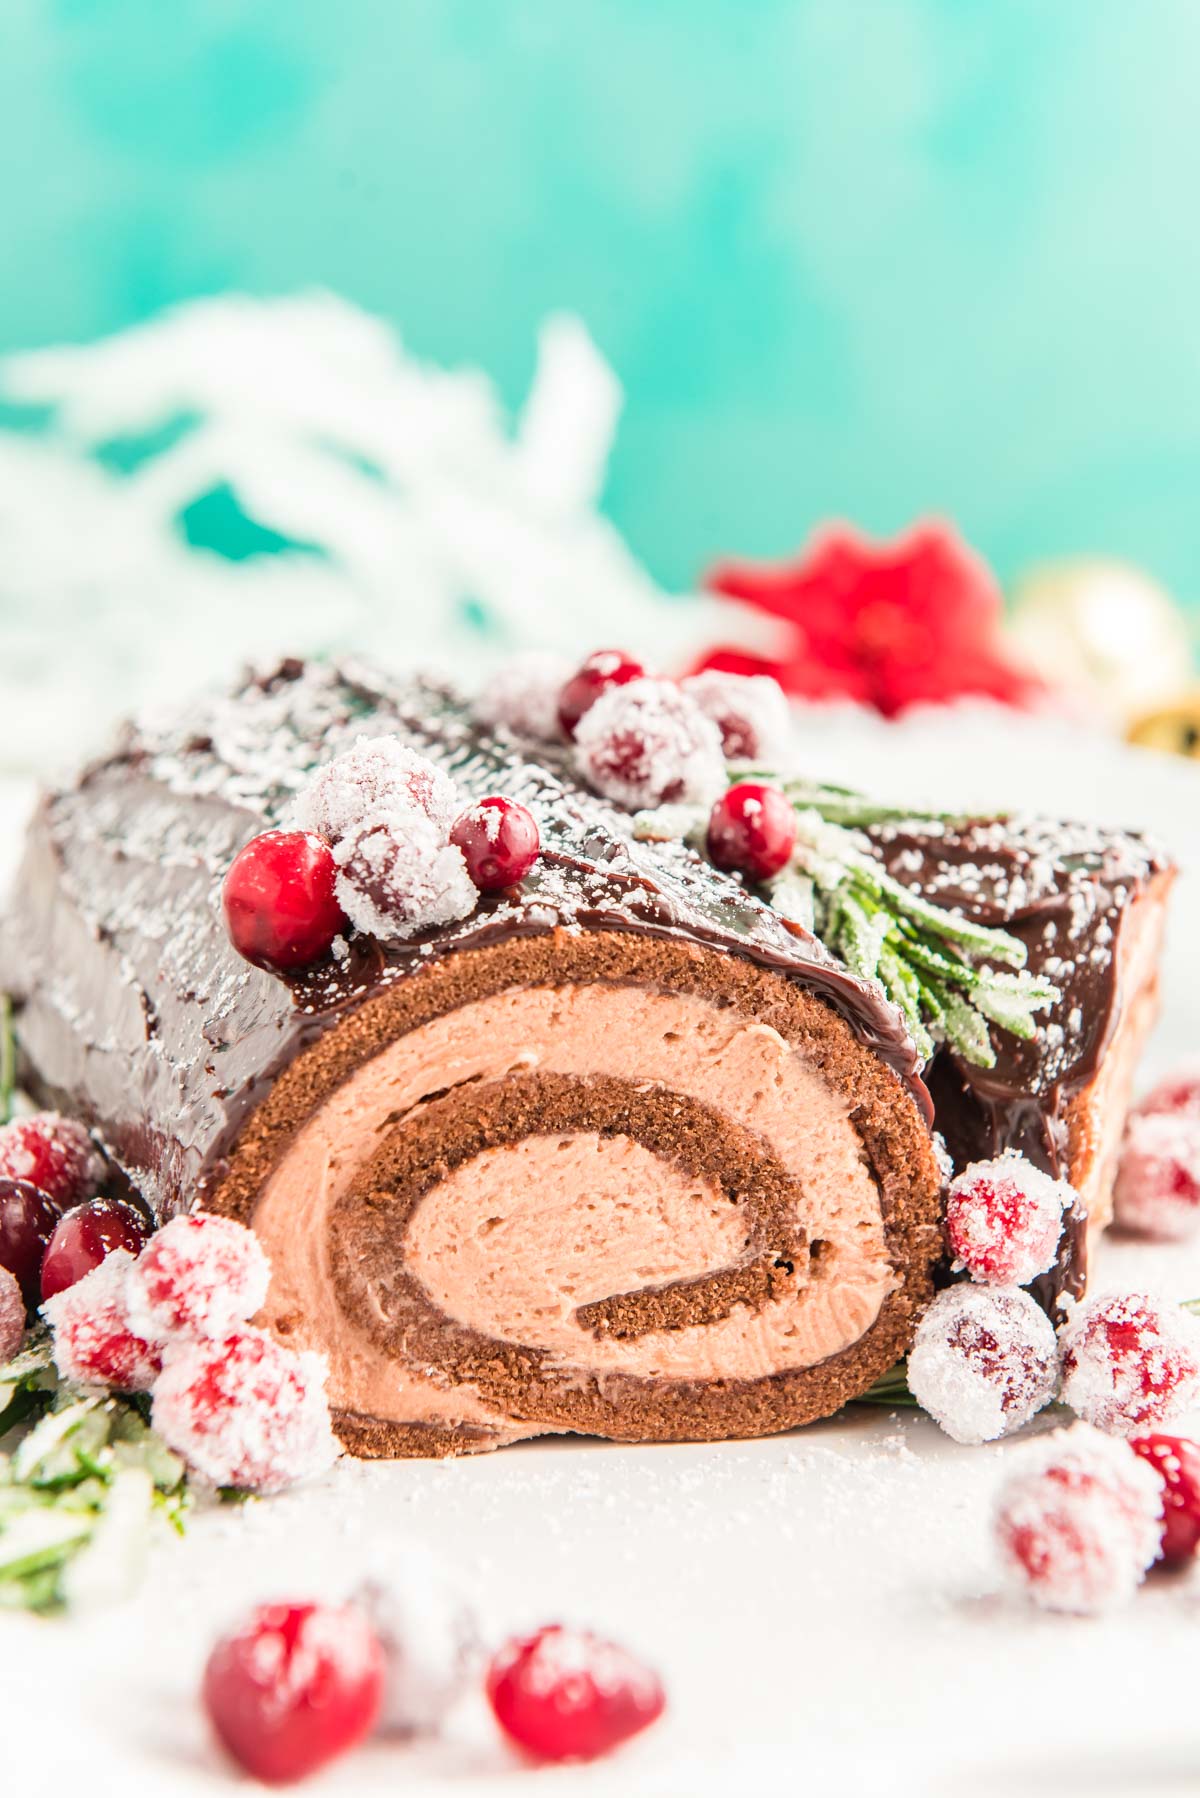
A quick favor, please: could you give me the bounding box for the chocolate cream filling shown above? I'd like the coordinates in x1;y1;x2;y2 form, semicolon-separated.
211;933;943;1456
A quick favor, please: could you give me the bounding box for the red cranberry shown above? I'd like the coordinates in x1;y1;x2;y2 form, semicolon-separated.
0;1113;98;1209
203;1601;385;1784
1131;1433;1200;1569
706;782;797;882
486;1624;665;1763
222;831;347;972
40;1196;151;1302
450;796;540;892
557;650;645;739
0;1178;61;1308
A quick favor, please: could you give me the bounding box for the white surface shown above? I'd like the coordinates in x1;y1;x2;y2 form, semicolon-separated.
5;717;1200;1798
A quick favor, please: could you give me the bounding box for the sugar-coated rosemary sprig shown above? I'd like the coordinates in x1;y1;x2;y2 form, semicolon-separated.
0;1331;188;1612
745;776;1059;1069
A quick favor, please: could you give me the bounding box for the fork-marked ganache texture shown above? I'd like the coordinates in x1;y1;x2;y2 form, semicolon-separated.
0;659;1168;1452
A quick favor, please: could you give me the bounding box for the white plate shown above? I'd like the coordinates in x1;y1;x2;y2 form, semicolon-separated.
4;716;1200;1798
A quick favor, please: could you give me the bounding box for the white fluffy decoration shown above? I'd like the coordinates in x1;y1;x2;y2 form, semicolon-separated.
0;295;758;772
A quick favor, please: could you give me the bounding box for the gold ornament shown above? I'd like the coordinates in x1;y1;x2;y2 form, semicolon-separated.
1126;691;1200;758
1008;559;1193;727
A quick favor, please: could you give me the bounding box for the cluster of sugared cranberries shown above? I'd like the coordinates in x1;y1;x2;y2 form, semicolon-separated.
0;1113;149;1342
1058;1289;1200;1436
41;1209;338;1494
517;648;795;831
225;736;544;970
203;1570;665;1783
907;1284;1060;1445
944;1152;1073;1287
994;1427;1165;1614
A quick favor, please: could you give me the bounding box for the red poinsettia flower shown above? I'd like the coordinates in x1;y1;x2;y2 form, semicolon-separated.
696;520;1044;718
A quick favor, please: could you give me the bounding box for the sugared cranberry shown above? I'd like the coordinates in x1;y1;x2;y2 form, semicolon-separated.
1134;1065;1200;1120
40;1196;151;1301
223;831;347;972
0;1113;99;1210
1059;1289;1200;1435
556;650;646;739
907;1283;1060;1445
295;736;460;841
994;1428;1164;1614
0;1265;25;1361
706;782;797;882
151;1326;338;1493
575;679;725;809
1113;1112;1200;1241
681;669;791;763
476;652;573;742
0;1178;61;1308
43;1249;163;1391
333;816;477;942
125;1212;269;1342
355;1542;480;1737
944;1151;1073;1286
486;1624;665;1764
1130;1433;1200;1569
204;1601;385;1785
450;797;540;892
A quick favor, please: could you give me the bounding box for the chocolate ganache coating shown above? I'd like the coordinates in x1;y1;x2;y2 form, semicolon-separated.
0;658;929;1219
867;815;1170;1304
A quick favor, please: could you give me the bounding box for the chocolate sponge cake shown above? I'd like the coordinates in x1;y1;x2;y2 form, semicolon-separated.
0;658;1170;1455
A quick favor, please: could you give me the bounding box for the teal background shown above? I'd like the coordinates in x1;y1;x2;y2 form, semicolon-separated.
4;1;1200;596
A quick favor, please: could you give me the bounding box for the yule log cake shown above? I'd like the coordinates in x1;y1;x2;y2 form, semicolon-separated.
0;657;1172;1456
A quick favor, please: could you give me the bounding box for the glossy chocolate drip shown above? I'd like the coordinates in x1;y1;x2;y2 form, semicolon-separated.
0;658;928;1217
869;814;1168;1303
